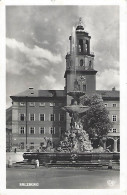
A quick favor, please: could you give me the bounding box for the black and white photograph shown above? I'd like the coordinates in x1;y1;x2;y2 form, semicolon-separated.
5;4;121;189
0;1;126;192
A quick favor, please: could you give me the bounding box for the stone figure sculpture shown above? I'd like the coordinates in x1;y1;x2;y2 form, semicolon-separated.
59;90;93;152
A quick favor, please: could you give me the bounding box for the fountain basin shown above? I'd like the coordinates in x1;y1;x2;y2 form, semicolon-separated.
63;105;89;114
23;152;120;166
67;91;85;99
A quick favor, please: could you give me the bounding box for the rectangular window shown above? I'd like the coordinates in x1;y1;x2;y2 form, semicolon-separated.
39;127;45;134
29;127;35;134
49;127;55;135
30;114;35;121
20;102;25;106
39;114;45;121
39;102;45;107
30;142;34;149
59;114;64;121
113;128;117;133
50;114;55;121
19;127;25;134
113;104;117;107
20;113;25;121
112;115;117;122
50;102;55;107
29;102;35;107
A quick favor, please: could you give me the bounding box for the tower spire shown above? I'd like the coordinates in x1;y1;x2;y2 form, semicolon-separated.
79;17;83;26
76;17;84;31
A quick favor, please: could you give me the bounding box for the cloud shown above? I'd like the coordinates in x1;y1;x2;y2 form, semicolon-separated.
39;74;64;90
6;38;62;75
95;51;119;73
42;40;49;45
6;59;23;75
6;38;62;63
96;69;119;90
57;28;61;32
44;18;49;22
45;75;56;83
30;32;49;45
6;50;49;75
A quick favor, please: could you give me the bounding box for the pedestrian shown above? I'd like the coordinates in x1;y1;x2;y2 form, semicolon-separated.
35;159;39;168
14;148;17;153
8;157;12;168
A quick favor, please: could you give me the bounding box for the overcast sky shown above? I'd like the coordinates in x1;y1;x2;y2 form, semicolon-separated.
6;5;119;108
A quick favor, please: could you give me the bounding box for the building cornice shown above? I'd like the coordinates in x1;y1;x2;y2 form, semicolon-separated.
102;97;120;101
64;69;98;78
10;96;66;101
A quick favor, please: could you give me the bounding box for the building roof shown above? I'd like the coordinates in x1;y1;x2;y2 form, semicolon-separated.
10;89;66;98
96;90;119;99
10;88;119;99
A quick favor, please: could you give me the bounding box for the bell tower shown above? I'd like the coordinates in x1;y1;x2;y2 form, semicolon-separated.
64;18;98;130
64;18;97;95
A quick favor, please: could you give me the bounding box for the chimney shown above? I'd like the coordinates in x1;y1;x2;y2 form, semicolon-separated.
112;87;116;91
29;87;34;95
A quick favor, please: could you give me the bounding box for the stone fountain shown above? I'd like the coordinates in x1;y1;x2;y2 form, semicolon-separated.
58;89;93;153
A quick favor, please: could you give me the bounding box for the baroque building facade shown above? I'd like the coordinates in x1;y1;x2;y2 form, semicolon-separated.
8;19;120;152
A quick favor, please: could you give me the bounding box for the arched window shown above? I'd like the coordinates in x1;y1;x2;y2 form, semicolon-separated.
85;40;89;53
80;59;83;66
79;39;83;52
79;45;81;52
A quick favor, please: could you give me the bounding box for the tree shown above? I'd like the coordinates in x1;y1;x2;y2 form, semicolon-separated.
80;94;112;141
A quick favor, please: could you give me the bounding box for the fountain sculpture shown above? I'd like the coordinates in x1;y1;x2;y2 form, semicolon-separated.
57;88;93;153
